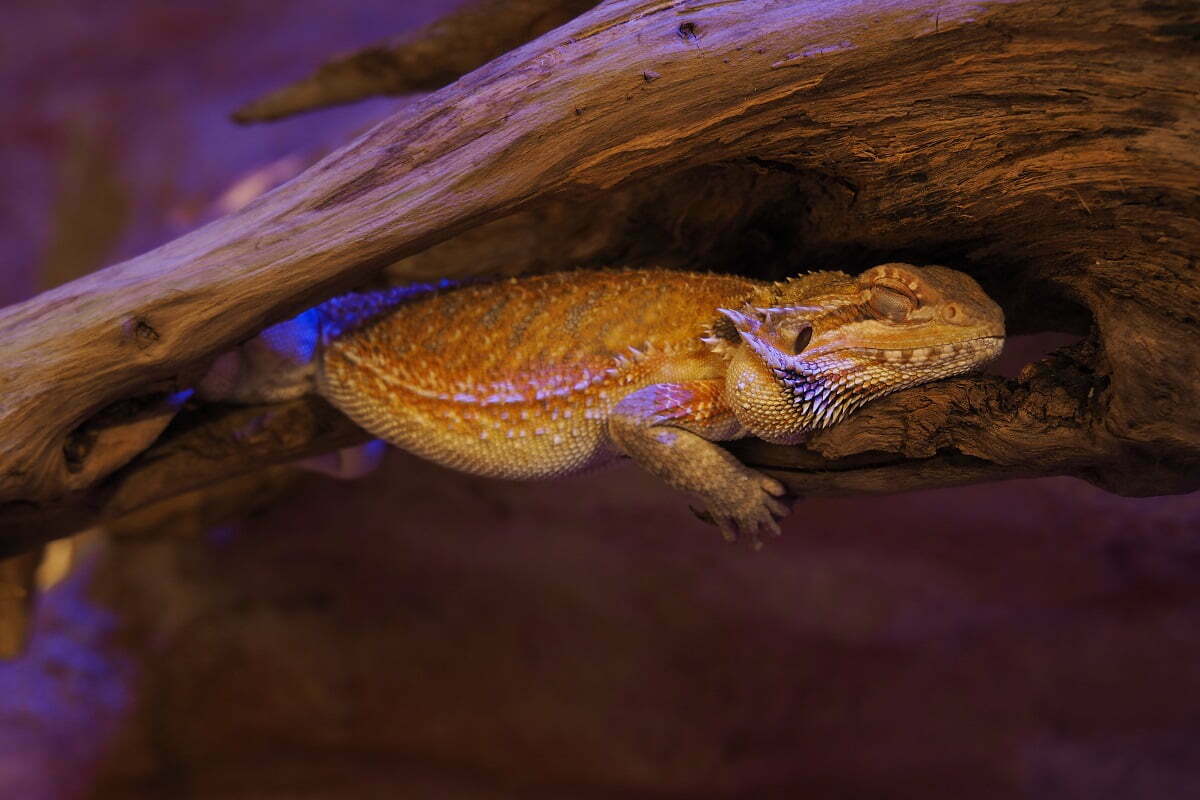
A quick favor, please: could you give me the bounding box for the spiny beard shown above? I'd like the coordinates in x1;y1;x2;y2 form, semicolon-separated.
772;364;925;432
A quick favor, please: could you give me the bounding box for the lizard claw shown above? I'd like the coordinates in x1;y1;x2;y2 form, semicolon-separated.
689;470;793;549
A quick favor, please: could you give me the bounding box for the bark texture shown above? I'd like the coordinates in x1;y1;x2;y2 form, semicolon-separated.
1;0;1197;542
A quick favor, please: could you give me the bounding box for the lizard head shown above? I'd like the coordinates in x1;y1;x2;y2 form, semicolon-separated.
716;263;1005;444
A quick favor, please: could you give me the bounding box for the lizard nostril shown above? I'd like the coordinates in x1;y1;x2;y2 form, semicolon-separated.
944;304;959;321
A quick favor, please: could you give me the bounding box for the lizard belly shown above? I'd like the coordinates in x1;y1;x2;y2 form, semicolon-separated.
318;347;626;480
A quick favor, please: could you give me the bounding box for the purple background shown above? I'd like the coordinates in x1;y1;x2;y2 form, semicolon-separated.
2;1;1199;797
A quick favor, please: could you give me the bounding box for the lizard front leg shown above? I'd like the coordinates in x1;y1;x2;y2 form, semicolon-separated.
607;380;790;547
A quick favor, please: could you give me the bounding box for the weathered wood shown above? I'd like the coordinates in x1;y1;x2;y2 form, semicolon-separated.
740;338;1133;496
1;0;1197;542
0;398;367;546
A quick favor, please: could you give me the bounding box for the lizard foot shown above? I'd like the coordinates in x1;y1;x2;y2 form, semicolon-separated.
689;472;791;549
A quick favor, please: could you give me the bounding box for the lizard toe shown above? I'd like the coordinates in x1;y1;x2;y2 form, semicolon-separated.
763;495;789;519
760;475;787;497
682;467;793;547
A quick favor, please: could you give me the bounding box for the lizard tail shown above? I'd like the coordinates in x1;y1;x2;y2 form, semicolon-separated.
196;309;321;404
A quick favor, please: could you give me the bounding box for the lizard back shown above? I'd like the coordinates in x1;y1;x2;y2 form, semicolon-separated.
317;269;759;479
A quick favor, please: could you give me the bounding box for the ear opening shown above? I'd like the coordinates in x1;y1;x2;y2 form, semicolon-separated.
793;325;813;354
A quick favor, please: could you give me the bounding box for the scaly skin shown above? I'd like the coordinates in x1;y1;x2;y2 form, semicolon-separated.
201;264;1004;545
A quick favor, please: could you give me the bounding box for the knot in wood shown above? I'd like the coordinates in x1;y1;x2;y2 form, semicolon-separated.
123;317;161;349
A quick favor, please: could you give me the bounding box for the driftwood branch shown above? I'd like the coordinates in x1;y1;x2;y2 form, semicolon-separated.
233;0;601;123
0;398;367;548
1;0;1198;544
738;338;1141;496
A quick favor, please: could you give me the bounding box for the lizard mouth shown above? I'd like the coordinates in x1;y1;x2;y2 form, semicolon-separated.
778;334;1004;412
866;335;1004;366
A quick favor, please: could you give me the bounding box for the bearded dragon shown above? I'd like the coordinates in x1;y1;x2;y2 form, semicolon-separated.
201;264;1004;545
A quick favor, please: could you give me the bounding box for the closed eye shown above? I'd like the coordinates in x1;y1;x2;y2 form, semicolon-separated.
868;285;916;321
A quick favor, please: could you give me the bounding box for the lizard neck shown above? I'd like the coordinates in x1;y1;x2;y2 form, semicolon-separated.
725;345;810;445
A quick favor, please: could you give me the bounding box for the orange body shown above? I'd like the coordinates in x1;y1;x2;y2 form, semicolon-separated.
318;270;758;478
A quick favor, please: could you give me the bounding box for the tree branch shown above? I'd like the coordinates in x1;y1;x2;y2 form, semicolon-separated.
0;397;368;548
737;340;1135;495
